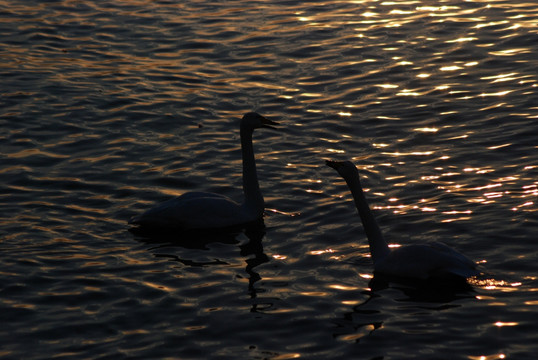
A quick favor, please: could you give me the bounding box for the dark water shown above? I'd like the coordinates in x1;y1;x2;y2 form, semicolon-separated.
1;1;537;359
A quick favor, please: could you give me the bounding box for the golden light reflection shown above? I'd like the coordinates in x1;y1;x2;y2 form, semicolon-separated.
382;151;434;156
511;201;534;211
327;148;346;154
441;217;471;223
489;48;531;56
396;89;422;96
414;127;438;132
440;65;463;71
494;321;518;327
1;298;37;310
483;192;503;199
300;291;329;297
474;21;509;29
437;171;527;209
481;72;518;83
389;9;413;15
374;203;422;215
342;300;360;306
463;167;495;174
480;90;513;97
442;210;473;215
308;249;335;256
122;329;150;335
468;354;506;360
377;115;399;120
446;37;477;43
376;84;399;89
299;92;323;98
470;278;522;292
329;284;359;291
185;325;206;331
416;6;458;12
271;353;301;360
361;11;378;18
7;148;70;159
338;324;376;342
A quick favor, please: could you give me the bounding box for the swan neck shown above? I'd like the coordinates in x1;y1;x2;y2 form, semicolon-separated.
346;174;390;263
240;127;264;216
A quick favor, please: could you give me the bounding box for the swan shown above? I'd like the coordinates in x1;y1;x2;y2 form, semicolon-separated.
129;112;278;231
326;160;478;281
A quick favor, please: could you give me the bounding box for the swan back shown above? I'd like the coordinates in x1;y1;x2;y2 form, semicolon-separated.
377;243;478;279
129;192;251;230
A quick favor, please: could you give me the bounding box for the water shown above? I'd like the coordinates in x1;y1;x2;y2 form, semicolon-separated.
1;0;537;359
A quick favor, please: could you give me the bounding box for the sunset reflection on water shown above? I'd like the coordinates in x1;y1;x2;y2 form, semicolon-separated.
1;0;537;359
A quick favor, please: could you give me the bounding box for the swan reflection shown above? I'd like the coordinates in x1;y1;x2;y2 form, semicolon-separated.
334;274;476;343
367;273;475;303
134;219;269;305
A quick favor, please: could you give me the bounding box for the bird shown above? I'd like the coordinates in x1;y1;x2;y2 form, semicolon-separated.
129;112;278;231
326;160;478;282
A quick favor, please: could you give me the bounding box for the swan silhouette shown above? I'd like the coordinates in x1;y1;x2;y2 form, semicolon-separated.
129;112;278;231
326;160;478;281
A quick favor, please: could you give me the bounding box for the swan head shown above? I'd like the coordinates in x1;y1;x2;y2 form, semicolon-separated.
241;112;279;131
326;160;359;180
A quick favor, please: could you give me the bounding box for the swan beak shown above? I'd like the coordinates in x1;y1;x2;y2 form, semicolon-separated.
261;117;279;130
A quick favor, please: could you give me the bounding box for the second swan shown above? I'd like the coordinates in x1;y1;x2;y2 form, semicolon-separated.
326;160;478;281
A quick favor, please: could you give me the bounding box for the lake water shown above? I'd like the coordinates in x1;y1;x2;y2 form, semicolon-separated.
1;0;537;359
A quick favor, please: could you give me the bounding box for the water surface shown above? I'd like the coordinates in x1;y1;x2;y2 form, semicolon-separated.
1;1;537;359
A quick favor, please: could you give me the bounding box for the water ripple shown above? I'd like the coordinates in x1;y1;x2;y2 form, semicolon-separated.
1;0;537;359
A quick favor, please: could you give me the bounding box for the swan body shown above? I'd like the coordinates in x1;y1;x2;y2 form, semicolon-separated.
129;112;278;230
326;160;478;281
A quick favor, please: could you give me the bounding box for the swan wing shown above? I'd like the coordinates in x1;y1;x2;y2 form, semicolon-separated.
130;192;250;230
375;243;478;280
428;242;477;269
